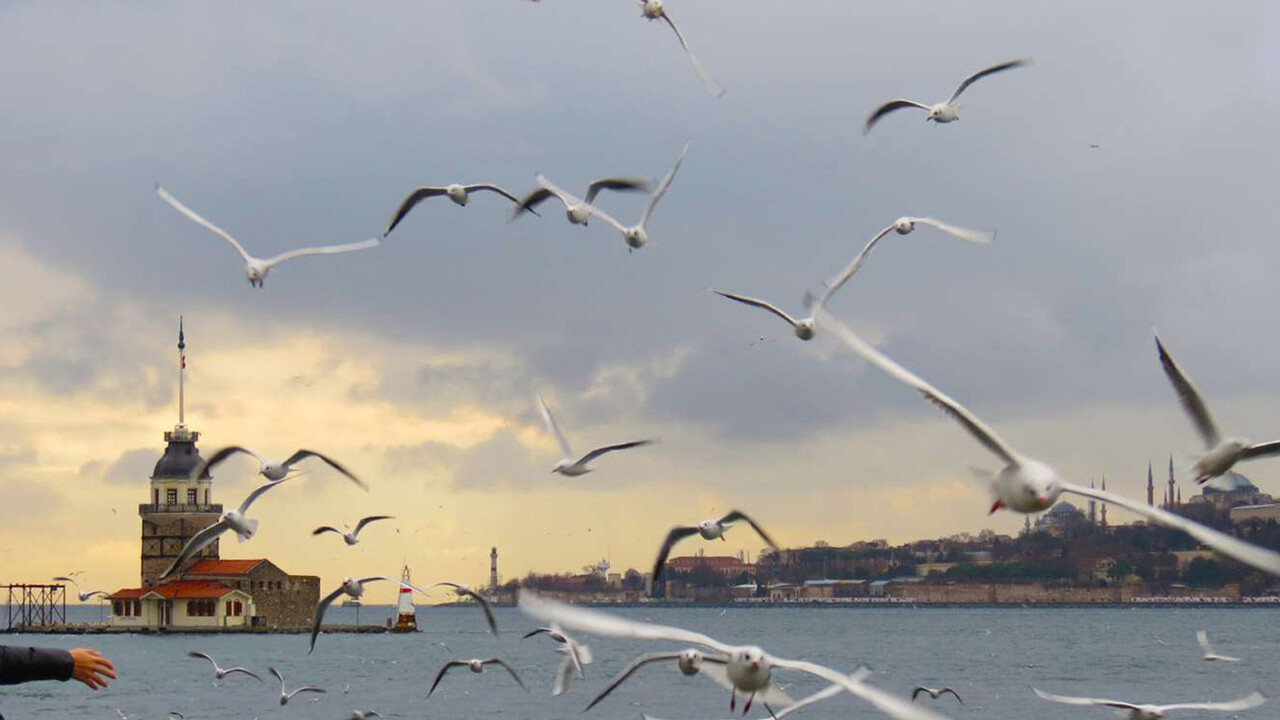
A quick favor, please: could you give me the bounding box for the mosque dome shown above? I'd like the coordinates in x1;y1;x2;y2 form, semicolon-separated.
1203;472;1258;494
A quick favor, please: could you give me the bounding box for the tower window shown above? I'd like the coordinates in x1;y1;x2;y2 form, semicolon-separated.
166;489;177;505
187;489;197;505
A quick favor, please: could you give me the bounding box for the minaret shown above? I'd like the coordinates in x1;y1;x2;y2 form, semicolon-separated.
489;547;499;591
138;319;222;586
1100;477;1108;527
1146;462;1154;506
1177;485;1182;507
1023;515;1032;536
1167;456;1176;510
1088;480;1097;525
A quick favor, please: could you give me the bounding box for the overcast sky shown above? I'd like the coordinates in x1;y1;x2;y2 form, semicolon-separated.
2;0;1279;600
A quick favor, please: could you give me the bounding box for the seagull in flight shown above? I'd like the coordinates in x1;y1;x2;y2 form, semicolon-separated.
193;446;368;490
537;395;656;476
1032;688;1265;720
429;658;526;697
52;576;107;602
383;183;528;237
583;648;776;712
822;218;992;304
708;288;826;341
912;687;962;704
187;652;262;682
155;185;379;288
590;144;689;251
269;666;326;705
817;309;1280;577
524;624;594;696
637;1;725;97
313;516;394;546
346;712;381;720
651;511;779;587
1197;630;1241;662
160;479;289;579
432;582;498;634
1154;333;1280;484
521;590;952;720
310;576;429;652
511;174;650;227
864;59;1031;134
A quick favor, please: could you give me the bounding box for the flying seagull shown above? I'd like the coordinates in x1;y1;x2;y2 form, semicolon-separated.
637;1;725;97
708;288;825;341
537;394;656;476
313;516;395;546
816;308;1280;577
583;648;775;712
651;511;779;587
269;666;326;706
822;218;992;305
864;59;1031;134
52;576;107;602
521;590;951;720
590;144;689;251
156;185;379;288
310;576;428;652
383;183;528;237
511;174;650;227
160;480;289;579
428;658;527;697
912;688;962;704
347;712;381;720
186;652;262;682
1154;333;1280;483
193;446;368;491
524;624;594;696
1032;688;1265;720
1197;630;1241;662
432;582;498;635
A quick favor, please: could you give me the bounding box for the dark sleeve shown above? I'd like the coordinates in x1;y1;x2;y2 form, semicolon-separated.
0;645;74;685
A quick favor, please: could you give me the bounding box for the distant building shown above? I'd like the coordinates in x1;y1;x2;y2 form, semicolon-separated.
1033;502;1087;535
665;555;755;578
1230;503;1280;525
1188;473;1274;511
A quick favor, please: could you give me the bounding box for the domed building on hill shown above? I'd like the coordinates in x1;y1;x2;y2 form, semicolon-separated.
1033;501;1087;536
1188;472;1274;511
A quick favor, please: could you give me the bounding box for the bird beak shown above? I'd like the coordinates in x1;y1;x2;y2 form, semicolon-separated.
750;661;760;670
1036;496;1051;509
988;500;1003;515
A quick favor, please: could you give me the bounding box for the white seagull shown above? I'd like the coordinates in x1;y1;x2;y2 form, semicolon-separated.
383;183;528;237
269;666;326;706
1032;688;1265;720
193;446;368;491
428;658;527;697
1197;630;1241;662
310;576;429;652
912;687;962;704
708;288;823;341
347;712;381;720
816;308;1280;577
523;624;594;696
591;144;689;251
864;59;1031;134
1154;333;1280;484
638;1;725;98
823;218;992;304
537;394;656;476
585;648;794;713
432;582;498;635
155;185;379;288
512;174;650;227
312;516;394;546
521;590;951;720
51;576;107;602
160;480;289;579
651;511;779;587
187;652;262;682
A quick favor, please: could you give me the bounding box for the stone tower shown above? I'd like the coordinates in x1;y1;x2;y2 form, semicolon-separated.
139;319;221;586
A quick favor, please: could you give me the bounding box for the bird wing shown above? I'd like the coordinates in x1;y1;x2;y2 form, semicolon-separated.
912;687;932;700
939;688;963;704
187;651;217;670
863;100;931;134
1196;630;1217;656
510;187;557;220
312;526;343;537
650;526;702;585
773;680;849;719
224;667;262;681
818;225;895;312
192;445;260;479
640;144;689;229
281;450;368;490
1032;688;1140;711
658;12;726;98
160;519;230;579
84;590;107;599
519;590;734;654
363;576;430;596
52;576;83;595
552;653;575;697
1160;692;1266;713
709;289;802;329
287;686;325;699
1062;482;1280;576
537;394;574;462
464;184;523;204
576;440;655;467
907;218;995;244
719;510;780;549
483;658;526;690
156;185;254;263
1154;334;1221;448
269;666;286;695
583;177;651;205
237;479;287;515
583;652;685;711
352;515;393;536
585;203;630;233
383;187;448;237
948;58;1032;103
522;627;553;639
429;661;468;696
455;587;498;635
771;659;952;720
817;308;1021;467
1241;441;1280;460
260;238;380;269
309;584;348;653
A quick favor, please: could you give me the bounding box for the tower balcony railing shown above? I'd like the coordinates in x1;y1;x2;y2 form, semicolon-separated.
138;503;223;515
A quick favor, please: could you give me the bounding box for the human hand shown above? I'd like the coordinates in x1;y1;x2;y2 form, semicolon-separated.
69;648;116;690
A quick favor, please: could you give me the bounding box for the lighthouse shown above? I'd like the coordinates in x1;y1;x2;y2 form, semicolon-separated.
489;547;499;591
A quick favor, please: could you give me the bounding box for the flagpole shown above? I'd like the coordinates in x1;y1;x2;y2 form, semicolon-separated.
178;316;186;428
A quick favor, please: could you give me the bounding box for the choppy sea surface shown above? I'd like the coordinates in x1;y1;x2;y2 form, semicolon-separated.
2;605;1277;719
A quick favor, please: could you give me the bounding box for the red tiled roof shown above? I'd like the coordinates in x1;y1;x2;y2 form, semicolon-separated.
108;580;240;600
184;558;266;576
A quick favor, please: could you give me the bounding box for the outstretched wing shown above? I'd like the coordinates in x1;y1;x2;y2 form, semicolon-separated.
191;445;260;479
519;590;733;654
444;585;497;635
281;450;368;490
658;12;726;98
429;661;469;696
1242;441;1280;460
464;184;523;205
383;187;448;237
237;479;287;515
818;225;895;312
187;651;217;670
583;177;651;205
640;144;689;229
312;526;343;537
353;515;393;536
864;100;930;134
224;667;262;681
261;238;380;269
576;440;655;467
709;289;802;329
718;510;779;549
583;652;685;711
1154;334;1221;448
309;584;347;654
269;666;286;695
52;576;83;595
938;688;963;704
650;526;701;586
161;520;230;579
483;658;526;690
948;58;1032;103
908;217;995;244
772;659;951;720
156;185;254;263
537;394;574;462
1160;692;1266;713
1032;688;1140;711
552;653;576;697
288;686;326;699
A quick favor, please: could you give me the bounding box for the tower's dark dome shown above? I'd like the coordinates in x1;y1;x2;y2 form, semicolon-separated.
1203;472;1258;494
151;434;210;479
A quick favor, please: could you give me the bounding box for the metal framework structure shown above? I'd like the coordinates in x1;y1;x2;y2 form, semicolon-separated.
4;584;67;629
